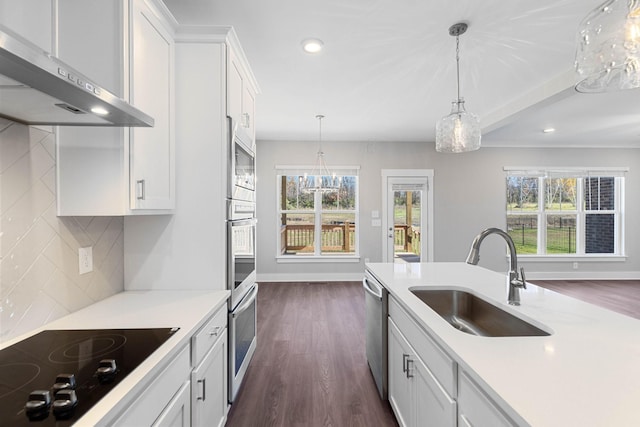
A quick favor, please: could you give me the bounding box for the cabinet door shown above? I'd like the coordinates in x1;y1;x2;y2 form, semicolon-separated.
227;49;243;128
242;82;256;142
0;0;52;52
412;355;456;427
191;328;228;427
130;0;175;211
153;380;191;427
458;371;514;427
388;319;413;427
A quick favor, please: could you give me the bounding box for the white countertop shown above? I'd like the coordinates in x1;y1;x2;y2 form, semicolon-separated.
366;262;640;427
1;289;229;426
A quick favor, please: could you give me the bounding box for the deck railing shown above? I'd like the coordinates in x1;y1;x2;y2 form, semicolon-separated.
281;223;420;255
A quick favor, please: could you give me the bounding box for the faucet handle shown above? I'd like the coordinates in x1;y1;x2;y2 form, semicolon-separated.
519;267;527;289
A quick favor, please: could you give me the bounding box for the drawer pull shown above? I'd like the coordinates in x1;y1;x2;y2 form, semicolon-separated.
402;354;410;373
209;326;221;337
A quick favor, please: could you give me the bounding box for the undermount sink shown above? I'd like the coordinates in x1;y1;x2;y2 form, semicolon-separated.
410;288;550;337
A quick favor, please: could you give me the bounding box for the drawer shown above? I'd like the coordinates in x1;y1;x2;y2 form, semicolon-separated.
115;344;190;426
389;296;457;396
192;306;227;367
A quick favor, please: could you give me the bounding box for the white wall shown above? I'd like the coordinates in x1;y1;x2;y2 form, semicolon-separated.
124;41;227;291
0;120;124;343
256;139;640;281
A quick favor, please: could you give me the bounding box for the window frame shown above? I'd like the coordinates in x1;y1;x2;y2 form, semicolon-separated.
504;167;627;260
275;165;360;262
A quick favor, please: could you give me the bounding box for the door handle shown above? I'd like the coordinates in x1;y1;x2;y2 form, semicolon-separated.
136;179;145;200
197;378;206;401
402;354;410;373
406;359;414;378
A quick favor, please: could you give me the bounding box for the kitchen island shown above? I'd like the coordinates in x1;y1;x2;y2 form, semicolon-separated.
0;289;229;426
366;262;640;426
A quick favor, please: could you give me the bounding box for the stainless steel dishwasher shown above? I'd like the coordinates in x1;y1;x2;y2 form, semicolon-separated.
363;270;388;399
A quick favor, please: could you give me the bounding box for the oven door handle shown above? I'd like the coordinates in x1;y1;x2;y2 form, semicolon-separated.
363;277;382;300
232;284;259;317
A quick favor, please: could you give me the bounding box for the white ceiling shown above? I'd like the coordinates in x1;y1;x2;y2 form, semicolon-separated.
162;0;640;148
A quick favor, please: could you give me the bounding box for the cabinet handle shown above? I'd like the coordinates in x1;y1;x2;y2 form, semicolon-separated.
402;354;410;373
406;359;414;379
209;326;221;337
136;179;146;200
197;378;206;401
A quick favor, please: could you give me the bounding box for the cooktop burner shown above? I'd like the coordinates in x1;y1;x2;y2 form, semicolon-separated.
0;328;178;426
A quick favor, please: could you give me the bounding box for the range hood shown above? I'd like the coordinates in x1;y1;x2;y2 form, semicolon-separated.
0;27;154;127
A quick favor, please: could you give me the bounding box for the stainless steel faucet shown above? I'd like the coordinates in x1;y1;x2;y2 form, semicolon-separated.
466;227;527;306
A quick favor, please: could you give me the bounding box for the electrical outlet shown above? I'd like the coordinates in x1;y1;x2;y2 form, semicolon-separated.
79;246;93;275
572;262;579;270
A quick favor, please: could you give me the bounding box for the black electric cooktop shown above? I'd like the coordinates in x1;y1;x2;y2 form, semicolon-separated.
0;328;179;426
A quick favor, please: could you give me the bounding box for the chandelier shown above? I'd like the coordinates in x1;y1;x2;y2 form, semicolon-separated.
576;0;640;92
435;22;481;153
300;115;339;193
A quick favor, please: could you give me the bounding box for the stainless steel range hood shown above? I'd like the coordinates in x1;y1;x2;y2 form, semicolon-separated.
0;27;154;127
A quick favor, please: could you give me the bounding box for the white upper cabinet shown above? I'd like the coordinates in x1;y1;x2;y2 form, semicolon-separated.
129;0;175;211
0;0;52;52
55;0;175;216
227;45;257;144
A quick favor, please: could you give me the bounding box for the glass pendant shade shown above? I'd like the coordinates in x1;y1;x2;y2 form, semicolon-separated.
435;22;481;153
576;0;640;92
300;115;340;193
436;99;481;153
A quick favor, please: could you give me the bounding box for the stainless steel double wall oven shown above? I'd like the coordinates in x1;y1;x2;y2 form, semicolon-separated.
227;118;257;402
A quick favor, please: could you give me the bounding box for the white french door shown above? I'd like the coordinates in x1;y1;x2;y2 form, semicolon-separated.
381;170;434;263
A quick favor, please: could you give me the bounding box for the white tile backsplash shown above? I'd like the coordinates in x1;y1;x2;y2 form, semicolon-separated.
0;122;124;343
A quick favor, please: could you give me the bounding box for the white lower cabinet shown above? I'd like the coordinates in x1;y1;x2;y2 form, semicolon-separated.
115;344;191;426
388;318;456;427
190;306;229;427
191;328;228;427
457;371;515;427
388;296;519;427
153;380;191;427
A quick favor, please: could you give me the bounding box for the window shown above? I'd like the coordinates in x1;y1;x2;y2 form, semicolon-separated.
505;168;626;257
277;167;359;259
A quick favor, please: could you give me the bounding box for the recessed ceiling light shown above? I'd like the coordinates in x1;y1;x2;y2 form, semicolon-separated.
542;128;555;133
302;38;324;54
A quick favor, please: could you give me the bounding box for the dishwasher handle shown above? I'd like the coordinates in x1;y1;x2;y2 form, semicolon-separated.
363;276;383;300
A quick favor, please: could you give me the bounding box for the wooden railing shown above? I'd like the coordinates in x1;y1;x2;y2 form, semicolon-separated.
280;223;420;255
282;223;356;254
394;224;421;255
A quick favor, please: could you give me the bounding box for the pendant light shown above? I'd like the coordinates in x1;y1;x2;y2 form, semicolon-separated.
435;22;481;153
576;0;640;92
300;115;340;193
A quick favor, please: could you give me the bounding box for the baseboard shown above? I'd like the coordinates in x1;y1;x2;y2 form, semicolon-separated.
526;271;640;280
257;270;640;283
256;272;363;283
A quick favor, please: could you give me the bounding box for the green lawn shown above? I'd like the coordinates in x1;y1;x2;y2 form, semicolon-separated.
508;227;576;254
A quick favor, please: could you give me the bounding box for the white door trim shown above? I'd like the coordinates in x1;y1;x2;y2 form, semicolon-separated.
381;169;434;263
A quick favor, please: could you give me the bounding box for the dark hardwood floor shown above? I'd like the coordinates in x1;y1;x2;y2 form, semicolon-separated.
226;282;398;427
531;279;640;320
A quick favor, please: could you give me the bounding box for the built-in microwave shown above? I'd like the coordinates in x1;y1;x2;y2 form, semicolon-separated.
228;117;255;202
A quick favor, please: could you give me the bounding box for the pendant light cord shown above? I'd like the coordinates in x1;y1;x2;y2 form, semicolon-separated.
455;34;461;103
316;114;324;154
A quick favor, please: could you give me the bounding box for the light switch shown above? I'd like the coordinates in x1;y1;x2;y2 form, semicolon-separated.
371;210;380;218
372;219;382;227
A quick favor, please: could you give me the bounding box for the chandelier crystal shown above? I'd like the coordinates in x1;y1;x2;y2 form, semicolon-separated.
300;115;340;193
576;0;640;92
435;22;481;153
